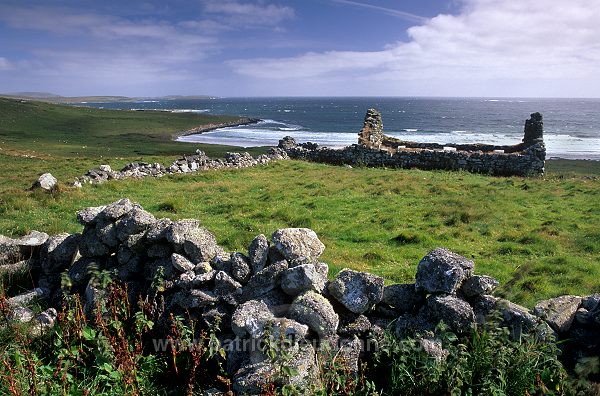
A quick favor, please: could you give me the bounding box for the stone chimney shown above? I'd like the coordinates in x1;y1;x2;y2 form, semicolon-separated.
358;108;384;148
523;112;544;146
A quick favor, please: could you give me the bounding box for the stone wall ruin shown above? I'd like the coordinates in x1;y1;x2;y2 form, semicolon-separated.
281;109;547;176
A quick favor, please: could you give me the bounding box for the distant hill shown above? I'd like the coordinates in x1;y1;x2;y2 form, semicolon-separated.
0;93;217;103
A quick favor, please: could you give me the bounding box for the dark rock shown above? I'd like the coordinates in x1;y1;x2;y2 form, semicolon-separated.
79;227;109;257
288;291;339;338
328;269;384;314
213;271;243;305
40;233;80;273
145;218;173;242
271;228;325;263
338;314;372;337
395;311;435;339
523;112;544;145
248;234;269;273
278;136;297;150
147;243;172;258
230;252;251;284
461;275;499;298
382;283;424;313
242;260;288;301
582;294;600;311
469;294;499;325
176;289;218;309
95;220;118;248
415;248;474;294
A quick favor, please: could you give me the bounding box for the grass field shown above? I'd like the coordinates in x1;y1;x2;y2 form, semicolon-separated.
1;98;599;307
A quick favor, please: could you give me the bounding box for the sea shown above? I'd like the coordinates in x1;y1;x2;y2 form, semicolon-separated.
77;97;600;160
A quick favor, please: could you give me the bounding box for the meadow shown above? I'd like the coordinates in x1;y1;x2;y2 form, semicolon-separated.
1;97;598;307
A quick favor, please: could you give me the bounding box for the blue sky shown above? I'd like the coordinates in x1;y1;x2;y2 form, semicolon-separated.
1;0;599;97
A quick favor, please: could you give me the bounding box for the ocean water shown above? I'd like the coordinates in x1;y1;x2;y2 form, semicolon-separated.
79;97;600;160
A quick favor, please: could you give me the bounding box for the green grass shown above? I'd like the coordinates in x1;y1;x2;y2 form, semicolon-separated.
0;97;265;158
1;98;599;307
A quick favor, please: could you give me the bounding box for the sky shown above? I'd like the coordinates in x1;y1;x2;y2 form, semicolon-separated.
1;0;599;97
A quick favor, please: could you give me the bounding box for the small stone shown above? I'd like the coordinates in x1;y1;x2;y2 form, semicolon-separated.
114;207;156;241
328;268;384;314
461;275;499;298
98;164;112;172
214;271;243;305
100;198;134;221
145;218;173;242
183;227;221;263
176;289;218;309
281;264;327;296
166;219;201;247
271;228;325;263
230;252;251;284
382;283;424;313
248;234;269;273
419;338;449;363
582;294;600;311
415;248;474;294
194;261;212;274
533;295;582;333
32;173;57;191
79;227;109;258
426;295;475;335
171;253;195;273
231;300;275;338
242;260;288;301
288;291;339;338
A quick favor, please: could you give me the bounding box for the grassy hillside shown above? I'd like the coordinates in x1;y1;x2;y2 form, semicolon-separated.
0;97;262;157
0;98;599;307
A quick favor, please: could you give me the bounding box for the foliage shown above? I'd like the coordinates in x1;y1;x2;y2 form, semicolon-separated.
0;270;227;396
371;322;571;396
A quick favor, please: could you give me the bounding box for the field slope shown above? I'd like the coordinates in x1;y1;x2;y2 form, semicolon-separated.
0;98;599;307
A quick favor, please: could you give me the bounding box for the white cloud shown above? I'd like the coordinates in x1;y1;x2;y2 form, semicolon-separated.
204;1;295;27
228;0;600;96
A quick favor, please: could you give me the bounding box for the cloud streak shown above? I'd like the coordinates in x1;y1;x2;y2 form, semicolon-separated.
331;0;427;23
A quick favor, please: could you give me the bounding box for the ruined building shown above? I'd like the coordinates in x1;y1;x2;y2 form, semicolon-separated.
280;109;546;176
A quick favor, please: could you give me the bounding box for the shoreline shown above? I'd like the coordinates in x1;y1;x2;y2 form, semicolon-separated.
175;117;261;139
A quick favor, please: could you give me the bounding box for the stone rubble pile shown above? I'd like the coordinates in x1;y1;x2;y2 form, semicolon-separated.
1;199;598;395
72;148;289;186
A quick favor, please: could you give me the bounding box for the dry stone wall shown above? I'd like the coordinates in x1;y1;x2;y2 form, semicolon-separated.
1;199;597;394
